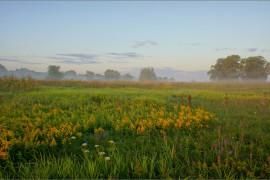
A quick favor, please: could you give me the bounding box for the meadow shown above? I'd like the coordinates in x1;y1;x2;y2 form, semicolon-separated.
0;78;270;179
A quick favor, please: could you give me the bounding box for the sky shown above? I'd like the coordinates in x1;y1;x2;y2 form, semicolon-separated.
0;1;270;80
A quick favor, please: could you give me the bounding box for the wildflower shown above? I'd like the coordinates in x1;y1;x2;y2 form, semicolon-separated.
203;162;207;169
95;145;99;148
84;150;89;153
99;152;105;155
105;157;110;161
71;136;76;140
109;140;115;144
82;143;87;147
218;156;221;166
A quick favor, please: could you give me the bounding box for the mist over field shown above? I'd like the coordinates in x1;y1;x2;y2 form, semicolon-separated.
1;1;270;179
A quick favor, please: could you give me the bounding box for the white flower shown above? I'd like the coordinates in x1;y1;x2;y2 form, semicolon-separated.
71;136;76;140
84;150;89;153
95;145;99;148
109;140;115;144
82;143;87;147
105;157;110;161
99;152;105;155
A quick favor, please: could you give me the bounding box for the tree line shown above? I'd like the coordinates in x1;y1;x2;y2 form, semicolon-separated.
208;55;270;81
1;55;269;82
47;65;175;82
0;64;175;82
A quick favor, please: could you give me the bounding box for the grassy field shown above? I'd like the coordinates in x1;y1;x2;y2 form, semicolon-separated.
0;78;270;179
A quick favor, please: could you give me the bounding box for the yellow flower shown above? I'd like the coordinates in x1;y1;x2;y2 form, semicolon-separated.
71;136;76;140
109;140;115;144
82;143;87;147
95;145;99;148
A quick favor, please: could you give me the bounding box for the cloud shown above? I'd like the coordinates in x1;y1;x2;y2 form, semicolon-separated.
179;42;201;46
0;57;41;64
245;48;258;52
49;54;100;64
107;52;143;59
214;48;237;51
48;52;145;64
132;40;158;48
57;53;99;59
261;49;270;52
214;47;259;52
59;59;99;65
108;60;127;64
47;56;77;61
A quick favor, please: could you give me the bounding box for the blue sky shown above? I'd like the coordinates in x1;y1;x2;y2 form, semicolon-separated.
0;1;270;77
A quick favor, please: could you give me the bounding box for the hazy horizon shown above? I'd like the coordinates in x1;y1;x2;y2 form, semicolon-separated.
1;1;270;79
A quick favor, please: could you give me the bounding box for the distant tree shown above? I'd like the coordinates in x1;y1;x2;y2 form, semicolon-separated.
0;64;8;76
85;71;95;80
104;69;121;80
94;74;104;80
169;77;176;82
157;77;168;82
122;73;134;81
64;70;77;80
208;55;241;81
240;56;270;81
48;65;63;80
139;67;157;81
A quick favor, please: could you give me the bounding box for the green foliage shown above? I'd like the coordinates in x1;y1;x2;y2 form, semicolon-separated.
85;71;95;80
240;56;270;81
208;55;241;81
122;73;134;81
64;70;77;80
47;65;63;80
208;55;270;81
139;67;157;81
0;64;8;76
1;83;270;178
104;69;121;81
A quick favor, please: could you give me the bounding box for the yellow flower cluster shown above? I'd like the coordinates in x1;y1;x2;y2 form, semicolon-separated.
114;104;217;135
0;100;217;160
0;104;85;159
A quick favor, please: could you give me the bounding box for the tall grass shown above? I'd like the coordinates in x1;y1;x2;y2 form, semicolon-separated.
37;79;270;93
0;77;38;93
0;83;270;178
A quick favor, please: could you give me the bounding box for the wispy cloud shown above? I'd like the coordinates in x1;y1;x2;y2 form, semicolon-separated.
57;53;99;59
214;47;259;52
132;40;158;48
107;52;143;59
245;48;258;52
0;57;41;64
214;48;237;51
261;49;270;52
48;52;145;65
47;56;77;61
49;54;100;64
179;42;201;46
108;60;127;64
